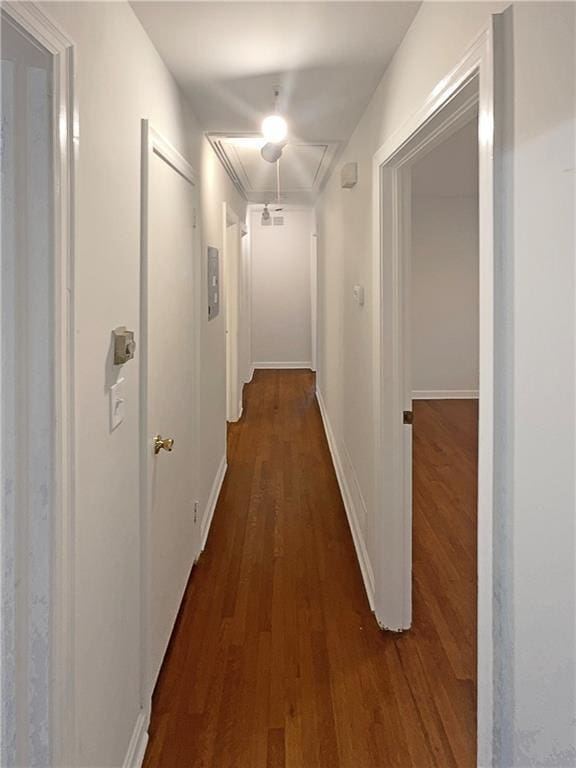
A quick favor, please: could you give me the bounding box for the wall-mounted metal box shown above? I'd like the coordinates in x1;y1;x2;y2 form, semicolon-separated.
113;326;136;365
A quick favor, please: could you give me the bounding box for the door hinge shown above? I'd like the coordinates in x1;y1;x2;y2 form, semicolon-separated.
193;500;199;524
403;410;413;425
193;208;197;229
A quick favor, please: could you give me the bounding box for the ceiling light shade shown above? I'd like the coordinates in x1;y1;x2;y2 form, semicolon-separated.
260;142;284;163
261;114;287;144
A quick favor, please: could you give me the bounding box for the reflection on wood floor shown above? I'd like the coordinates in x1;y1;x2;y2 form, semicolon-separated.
143;371;478;767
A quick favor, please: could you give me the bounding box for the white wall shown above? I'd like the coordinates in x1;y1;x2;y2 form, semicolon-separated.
36;3;245;766
315;2;576;765
497;5;575;765
250;207;313;367
411;120;479;398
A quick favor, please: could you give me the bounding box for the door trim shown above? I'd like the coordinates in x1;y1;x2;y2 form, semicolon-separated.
139;120;200;713
1;3;76;765
223;202;242;422
372;18;501;767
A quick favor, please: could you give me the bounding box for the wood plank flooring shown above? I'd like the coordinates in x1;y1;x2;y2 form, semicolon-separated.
143;372;478;768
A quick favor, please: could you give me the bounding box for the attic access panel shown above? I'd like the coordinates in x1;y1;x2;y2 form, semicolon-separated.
207;134;340;204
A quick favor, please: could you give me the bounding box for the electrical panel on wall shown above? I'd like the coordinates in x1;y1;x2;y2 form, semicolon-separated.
207;246;220;320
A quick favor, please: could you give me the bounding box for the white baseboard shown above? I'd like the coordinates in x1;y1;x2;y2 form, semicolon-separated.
315;388;375;609
200;454;227;552
123;710;149;768
412;389;479;400
253;361;312;370
245;365;255;383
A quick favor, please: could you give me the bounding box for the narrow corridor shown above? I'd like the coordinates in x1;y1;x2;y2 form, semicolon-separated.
143;371;477;768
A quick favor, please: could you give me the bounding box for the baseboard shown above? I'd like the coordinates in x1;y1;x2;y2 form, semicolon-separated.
123;710;149;768
253;361;312;370
412;389;479;400
200;454;227;552
315;388;375;609
246;365;255;383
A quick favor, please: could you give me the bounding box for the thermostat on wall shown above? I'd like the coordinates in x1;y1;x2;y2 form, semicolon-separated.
112;326;136;364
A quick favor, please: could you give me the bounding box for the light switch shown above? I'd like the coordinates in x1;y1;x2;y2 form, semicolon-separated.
353;284;365;306
110;378;125;431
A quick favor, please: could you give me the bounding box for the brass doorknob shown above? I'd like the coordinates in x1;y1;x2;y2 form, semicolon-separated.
154;435;175;455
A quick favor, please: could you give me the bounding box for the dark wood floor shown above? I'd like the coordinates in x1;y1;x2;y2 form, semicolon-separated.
143;372;478;768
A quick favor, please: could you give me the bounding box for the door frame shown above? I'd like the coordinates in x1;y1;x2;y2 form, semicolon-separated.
310;232;318;372
372;18;501;767
139;120;201;715
222;202;242;421
1;3;76;765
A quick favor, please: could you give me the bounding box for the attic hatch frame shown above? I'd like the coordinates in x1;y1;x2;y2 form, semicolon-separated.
205;132;341;205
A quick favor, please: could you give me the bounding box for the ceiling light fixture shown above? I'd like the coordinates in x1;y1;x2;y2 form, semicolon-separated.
262;114;287;144
260;142;283;163
261;87;288;144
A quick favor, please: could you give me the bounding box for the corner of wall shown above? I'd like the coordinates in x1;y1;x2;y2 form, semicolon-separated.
315;387;375;609
199;453;227;553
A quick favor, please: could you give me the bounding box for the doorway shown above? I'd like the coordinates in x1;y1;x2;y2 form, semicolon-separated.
372;21;500;765
140;122;201;701
0;5;74;766
223;203;242;422
410;116;480;762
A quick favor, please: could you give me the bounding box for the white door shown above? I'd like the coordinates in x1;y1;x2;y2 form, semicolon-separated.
142;125;199;689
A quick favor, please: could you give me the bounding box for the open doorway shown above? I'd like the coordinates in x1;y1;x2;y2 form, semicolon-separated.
223;203;242;422
1;6;75;765
410;116;479;761
372;25;499;763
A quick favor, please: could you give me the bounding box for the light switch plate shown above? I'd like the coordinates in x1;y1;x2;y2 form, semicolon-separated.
110;378;125;431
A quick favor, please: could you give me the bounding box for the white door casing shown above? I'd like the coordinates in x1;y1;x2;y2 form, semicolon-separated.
372;18;500;767
223;203;241;422
0;3;76;766
310;233;318;373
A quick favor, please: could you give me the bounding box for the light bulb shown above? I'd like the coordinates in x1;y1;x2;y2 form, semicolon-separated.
261;114;287;144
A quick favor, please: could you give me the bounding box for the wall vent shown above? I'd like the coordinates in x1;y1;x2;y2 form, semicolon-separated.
273;216;284;226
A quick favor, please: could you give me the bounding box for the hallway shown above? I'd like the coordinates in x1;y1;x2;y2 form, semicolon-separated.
143;371;477;768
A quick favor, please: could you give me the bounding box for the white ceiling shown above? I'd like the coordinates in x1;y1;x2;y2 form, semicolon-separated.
132;1;421;203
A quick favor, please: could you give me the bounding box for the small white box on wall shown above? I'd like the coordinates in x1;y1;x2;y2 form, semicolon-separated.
341;162;358;189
